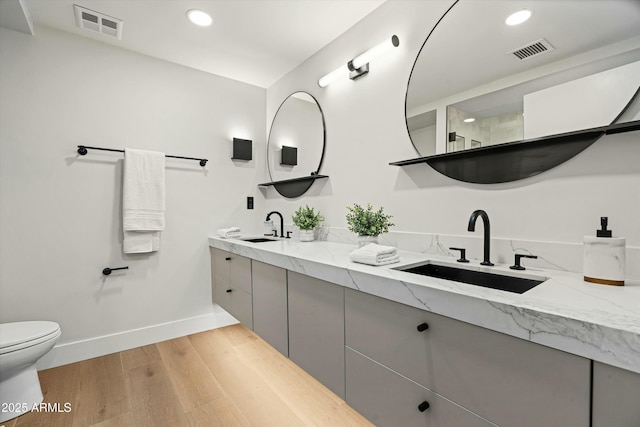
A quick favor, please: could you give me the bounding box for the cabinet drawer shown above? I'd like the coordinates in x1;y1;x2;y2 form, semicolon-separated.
212;248;252;294
225;287;253;329
346;347;495;427
345;288;590;427
213;275;232;311
592;362;640;427
229;253;252;294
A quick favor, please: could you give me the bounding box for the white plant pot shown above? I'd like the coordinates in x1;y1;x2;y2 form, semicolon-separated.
357;235;379;247
299;229;315;242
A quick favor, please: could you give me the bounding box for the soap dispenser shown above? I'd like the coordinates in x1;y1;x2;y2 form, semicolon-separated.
263;219;274;236
583;217;625;286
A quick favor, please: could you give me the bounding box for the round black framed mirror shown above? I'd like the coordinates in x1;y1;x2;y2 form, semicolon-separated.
267;91;326;198
405;0;640;183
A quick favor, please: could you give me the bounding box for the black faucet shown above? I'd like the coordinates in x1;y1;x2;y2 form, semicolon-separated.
467;210;494;266
266;211;284;238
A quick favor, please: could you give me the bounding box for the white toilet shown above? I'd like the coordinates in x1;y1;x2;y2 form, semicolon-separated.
0;321;61;423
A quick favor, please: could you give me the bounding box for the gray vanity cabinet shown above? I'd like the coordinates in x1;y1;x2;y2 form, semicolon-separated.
252;261;288;356
346;348;496;427
592;362;640;427
210;248;253;328
287;271;345;398
344;288;591;427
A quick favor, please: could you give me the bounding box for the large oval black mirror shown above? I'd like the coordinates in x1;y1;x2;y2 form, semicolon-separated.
405;0;640;183
266;91;326;198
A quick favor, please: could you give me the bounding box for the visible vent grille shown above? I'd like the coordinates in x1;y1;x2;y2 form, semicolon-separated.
507;39;554;60
74;5;123;40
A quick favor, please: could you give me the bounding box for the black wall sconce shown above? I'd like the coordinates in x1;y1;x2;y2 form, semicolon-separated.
280;146;297;166
232;138;252;161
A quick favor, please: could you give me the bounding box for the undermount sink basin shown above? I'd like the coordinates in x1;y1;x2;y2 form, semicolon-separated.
239;237;279;243
395;262;546;294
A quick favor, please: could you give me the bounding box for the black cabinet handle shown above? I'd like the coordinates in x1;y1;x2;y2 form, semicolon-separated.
226;289;232;293
417;322;429;332
418;401;430;412
225;257;231;261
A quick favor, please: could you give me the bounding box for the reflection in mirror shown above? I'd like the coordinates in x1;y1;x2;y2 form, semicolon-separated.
406;0;640;157
268;92;325;189
407;109;436;154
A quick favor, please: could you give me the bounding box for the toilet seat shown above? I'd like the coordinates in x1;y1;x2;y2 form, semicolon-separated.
0;321;61;355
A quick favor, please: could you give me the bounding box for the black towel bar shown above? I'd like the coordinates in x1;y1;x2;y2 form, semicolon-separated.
77;145;208;167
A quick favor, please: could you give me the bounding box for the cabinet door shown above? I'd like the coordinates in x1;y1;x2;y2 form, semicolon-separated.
592;362;640;427
252;261;288;356
345;288;590;427
288;271;345;398
346;348;496;427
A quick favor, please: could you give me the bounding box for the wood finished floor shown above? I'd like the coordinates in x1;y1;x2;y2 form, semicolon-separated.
5;324;374;427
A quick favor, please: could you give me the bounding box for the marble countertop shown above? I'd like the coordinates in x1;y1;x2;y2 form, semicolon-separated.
209;236;640;374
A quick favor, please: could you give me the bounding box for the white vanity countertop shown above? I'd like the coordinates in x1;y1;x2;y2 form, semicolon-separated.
208;236;640;374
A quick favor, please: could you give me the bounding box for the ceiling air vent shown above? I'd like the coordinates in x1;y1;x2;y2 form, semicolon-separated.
507;38;554;61
73;5;123;40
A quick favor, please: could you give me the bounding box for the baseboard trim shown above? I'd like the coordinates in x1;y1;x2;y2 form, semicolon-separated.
37;305;238;370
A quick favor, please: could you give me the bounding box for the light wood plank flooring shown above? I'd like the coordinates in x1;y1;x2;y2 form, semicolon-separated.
5;324;374;427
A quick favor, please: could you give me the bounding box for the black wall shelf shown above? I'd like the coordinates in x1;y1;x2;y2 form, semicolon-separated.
390;120;640;184
259;175;329;198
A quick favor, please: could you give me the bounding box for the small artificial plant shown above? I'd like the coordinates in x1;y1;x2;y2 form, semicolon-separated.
345;203;395;237
292;205;325;231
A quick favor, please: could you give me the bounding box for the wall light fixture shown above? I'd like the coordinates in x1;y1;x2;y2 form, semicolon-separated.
281;146;297;166
232;138;252;161
318;35;399;88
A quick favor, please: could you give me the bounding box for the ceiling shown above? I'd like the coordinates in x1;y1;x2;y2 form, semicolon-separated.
2;0;386;88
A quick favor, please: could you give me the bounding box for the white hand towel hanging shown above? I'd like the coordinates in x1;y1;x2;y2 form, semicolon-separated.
123;148;165;253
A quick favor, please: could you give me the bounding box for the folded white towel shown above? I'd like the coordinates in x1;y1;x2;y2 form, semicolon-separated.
123;148;165;253
350;243;400;266
217;227;241;238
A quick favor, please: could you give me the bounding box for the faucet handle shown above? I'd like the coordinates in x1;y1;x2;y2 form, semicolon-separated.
273;229;279;238
286;231;292;239
510;254;537;270
449;247;469;263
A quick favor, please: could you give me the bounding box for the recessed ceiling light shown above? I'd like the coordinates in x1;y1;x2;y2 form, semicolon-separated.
505;9;531;26
464;118;476;123
186;9;212;27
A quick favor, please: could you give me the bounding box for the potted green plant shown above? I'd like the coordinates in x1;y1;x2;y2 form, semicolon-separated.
292;205;324;242
346;203;395;246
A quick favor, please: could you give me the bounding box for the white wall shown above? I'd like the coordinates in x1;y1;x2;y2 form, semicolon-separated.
0;26;266;366
264;1;639;276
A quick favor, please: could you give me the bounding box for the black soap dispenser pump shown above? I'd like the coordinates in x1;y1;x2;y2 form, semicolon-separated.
596;217;612;238
583;217;626;286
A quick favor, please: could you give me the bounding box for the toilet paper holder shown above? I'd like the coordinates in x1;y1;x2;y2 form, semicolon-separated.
102;266;129;276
